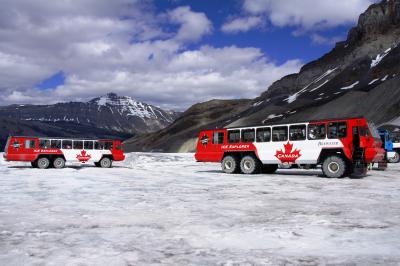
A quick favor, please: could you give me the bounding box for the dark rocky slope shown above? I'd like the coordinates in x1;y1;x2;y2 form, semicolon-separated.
124;99;252;152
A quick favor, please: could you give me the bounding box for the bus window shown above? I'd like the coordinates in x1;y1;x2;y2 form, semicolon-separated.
338;122;347;138
62;140;72;149
328;122;338;138
228;130;240;143
73;140;83;149
289;125;306;141
308;124;326;140
241;129;255;143
25;140;36;149
104;142;113;150
328;122;347;139
272;126;288;142
39;139;51;149
12;140;21;149
95;141;105;150
84;141;94;150
51;140;61;149
256;127;271;142
212;132;224;144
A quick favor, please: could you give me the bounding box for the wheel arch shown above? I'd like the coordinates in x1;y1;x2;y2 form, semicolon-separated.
317;148;350;165
36;154;66;162
222;151;259;161
99;154;114;162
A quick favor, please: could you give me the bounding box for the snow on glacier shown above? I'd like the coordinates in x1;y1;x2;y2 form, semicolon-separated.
340;81;359;90
285;68;338;103
1;153;400;265
381;75;389;81
371;48;391;68
369;78;380;85
309;79;330;92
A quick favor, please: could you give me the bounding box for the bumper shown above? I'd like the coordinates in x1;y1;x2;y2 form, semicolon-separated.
113;154;125;161
365;147;385;163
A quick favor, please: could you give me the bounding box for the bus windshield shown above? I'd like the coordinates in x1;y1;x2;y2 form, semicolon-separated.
390;132;400;143
368;122;381;140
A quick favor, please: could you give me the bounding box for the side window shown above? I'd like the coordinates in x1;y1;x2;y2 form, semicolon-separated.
84;141;94;150
241;129;255;143
212;132;224;144
328;122;347;139
308;124;326;140
39;139;51;148
51;140;61;149
328;122;338;139
95;141;105;150
62;140;72;149
338;122;347;138
24;140;36;148
289;125;306;141
256;127;271;142
359;127;366;136
73;140;84;149
12;140;21;149
104;142;113;150
228;130;240;143
272;126;288;142
200;135;209;146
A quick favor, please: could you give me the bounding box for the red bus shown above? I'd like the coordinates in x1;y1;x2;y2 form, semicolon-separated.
195;117;386;178
3;136;125;169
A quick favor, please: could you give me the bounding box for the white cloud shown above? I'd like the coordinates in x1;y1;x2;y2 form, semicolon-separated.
0;0;302;110
221;16;264;33
168;6;213;42
242;0;376;31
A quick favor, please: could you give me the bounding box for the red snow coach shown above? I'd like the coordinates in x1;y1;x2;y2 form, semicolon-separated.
195;117;386;178
3;136;125;169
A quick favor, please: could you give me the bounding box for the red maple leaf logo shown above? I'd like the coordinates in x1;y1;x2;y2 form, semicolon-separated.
275;142;301;163
76;150;91;162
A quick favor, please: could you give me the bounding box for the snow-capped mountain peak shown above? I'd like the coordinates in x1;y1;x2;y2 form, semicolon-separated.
88;92;172;121
0;92;180;137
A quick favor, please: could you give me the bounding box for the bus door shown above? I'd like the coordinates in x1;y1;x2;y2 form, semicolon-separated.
353;126;361;149
22;138;37;161
210;130;225;160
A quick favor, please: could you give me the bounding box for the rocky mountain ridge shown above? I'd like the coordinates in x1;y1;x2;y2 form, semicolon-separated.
0;93;180;150
124;0;400;152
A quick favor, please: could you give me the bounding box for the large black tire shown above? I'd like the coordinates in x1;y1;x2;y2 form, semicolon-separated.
262;164;278;174
322;155;346;178
221;155;239;174
388;151;400;163
99;157;112;168
240;155;261;174
37;157;50;169
31;161;38;168
53;157;66;169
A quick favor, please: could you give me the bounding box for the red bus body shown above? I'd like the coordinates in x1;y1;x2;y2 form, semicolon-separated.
195;117;386;177
3;136;125;168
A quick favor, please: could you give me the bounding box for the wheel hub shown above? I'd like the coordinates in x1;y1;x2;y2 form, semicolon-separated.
328;162;339;173
224;161;232;169
244;160;252;170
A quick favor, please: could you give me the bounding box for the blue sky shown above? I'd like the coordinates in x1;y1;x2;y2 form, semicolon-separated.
1;0;376;109
155;0;350;64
